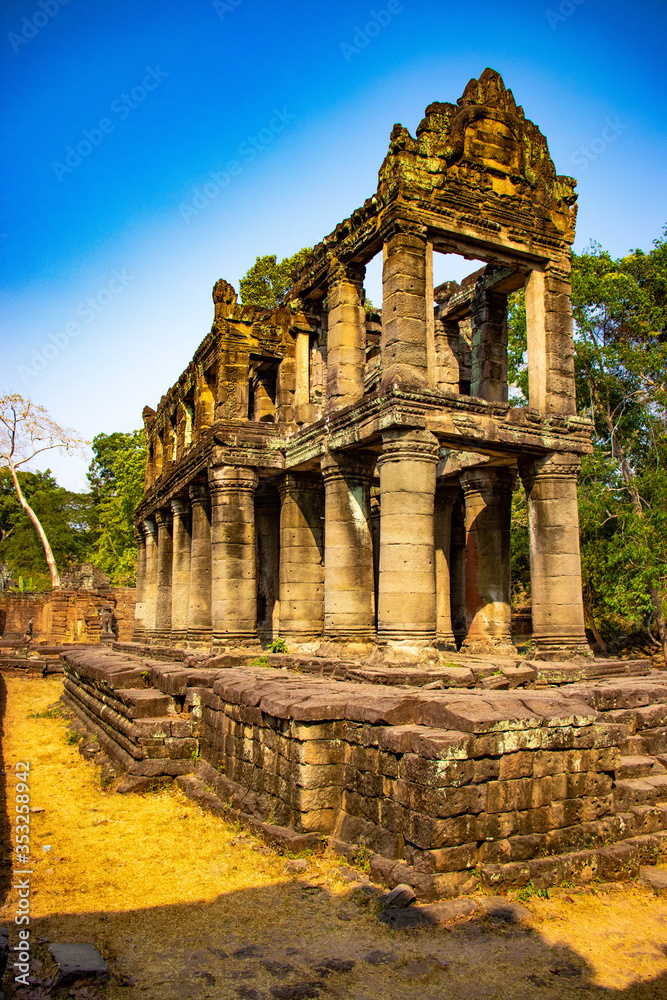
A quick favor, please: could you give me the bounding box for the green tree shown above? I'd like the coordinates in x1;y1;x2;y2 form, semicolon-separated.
85;430;146;586
0;468;94;590
507;289;529;404
572;232;667;659
506;232;667;660
239;247;312;308
0;395;86;588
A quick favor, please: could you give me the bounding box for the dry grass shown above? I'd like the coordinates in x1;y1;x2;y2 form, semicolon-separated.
0;674;666;1000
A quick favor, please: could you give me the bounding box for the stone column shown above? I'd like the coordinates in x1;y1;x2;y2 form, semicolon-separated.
132;525;147;641
171;498;191;645
187;482;212;644
519;453;591;659
471;287;508;402
377;430;439;644
381;227;428;390
325;259;366;413
525;255;577;415
321;452;375;642
460;467;515;652
434;484;459;650
277;473;324;642
142;518;158;641
154;509;173;643
209;465;259;646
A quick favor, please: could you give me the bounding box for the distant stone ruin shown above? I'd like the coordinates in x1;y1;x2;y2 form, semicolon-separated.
60;562;111;592
132;67;591;661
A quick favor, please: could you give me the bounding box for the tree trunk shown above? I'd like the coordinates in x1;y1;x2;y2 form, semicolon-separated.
8;462;61;589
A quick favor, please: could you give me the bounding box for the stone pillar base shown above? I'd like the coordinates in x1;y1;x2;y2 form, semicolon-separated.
435;634;457;652
212;633;260;648
131;628;146;642
529;635;594;661
323;627;376;643
461;636;517;656
186;629;212;645
150;630;172;645
170;629;188;647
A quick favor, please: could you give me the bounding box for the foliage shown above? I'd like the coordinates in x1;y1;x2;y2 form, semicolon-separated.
510;484;531;602
0;395;87;588
507;231;667;655
572;231;667;654
507;289;529;404
268;637;289;653
239;247;312;308
0;467;95;590
85;430;146;586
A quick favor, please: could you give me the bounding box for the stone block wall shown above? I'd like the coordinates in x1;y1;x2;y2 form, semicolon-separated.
0;589;135;645
60;648;667;894
197;684;629;870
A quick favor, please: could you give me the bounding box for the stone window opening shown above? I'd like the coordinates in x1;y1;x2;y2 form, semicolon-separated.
182;394;194;448
198;367;217;430
248;358;278;422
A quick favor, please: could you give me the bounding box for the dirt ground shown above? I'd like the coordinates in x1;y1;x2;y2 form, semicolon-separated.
1;674;666;1000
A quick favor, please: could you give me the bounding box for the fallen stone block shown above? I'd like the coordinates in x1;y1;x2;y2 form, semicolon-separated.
48;942;109;988
596;841;640;881
382;883;417;909
378;897;477;929
640;866;667;893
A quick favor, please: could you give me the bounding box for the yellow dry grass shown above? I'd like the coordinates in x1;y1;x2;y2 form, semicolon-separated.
0;674;666;1000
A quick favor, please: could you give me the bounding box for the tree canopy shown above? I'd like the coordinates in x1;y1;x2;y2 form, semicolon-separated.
239;247;312;308
0;468;95;590
85;430;146;586
510;228;667;658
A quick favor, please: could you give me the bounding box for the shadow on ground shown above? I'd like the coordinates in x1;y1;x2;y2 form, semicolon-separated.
0;675;12;906
2;879;666;1000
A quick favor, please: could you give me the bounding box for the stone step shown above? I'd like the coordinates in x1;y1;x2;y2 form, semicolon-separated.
645;775;667;802
114;688;176;719
614;778;658;810
617;755;658;779
619;736;648;756
641;728;667;756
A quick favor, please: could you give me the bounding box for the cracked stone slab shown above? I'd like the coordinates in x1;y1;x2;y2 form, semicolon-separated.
48;942;109;987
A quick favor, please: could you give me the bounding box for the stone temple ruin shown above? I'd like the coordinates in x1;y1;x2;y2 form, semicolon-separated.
62;70;667;895
131;67;591;660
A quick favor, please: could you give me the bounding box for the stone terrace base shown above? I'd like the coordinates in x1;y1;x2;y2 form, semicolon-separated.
60;646;667;897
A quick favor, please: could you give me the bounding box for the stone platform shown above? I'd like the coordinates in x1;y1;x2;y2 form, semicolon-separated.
60;644;667;897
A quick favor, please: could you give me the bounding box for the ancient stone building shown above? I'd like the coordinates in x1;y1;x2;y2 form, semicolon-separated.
133;68;593;661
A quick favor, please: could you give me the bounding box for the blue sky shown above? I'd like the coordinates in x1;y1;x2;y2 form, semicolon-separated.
2;0;666;490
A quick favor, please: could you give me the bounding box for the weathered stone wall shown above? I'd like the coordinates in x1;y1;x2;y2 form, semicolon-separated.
60;647;667;896
0;589;135;645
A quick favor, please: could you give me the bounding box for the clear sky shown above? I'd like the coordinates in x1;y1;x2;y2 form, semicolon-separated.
2;0;666;490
